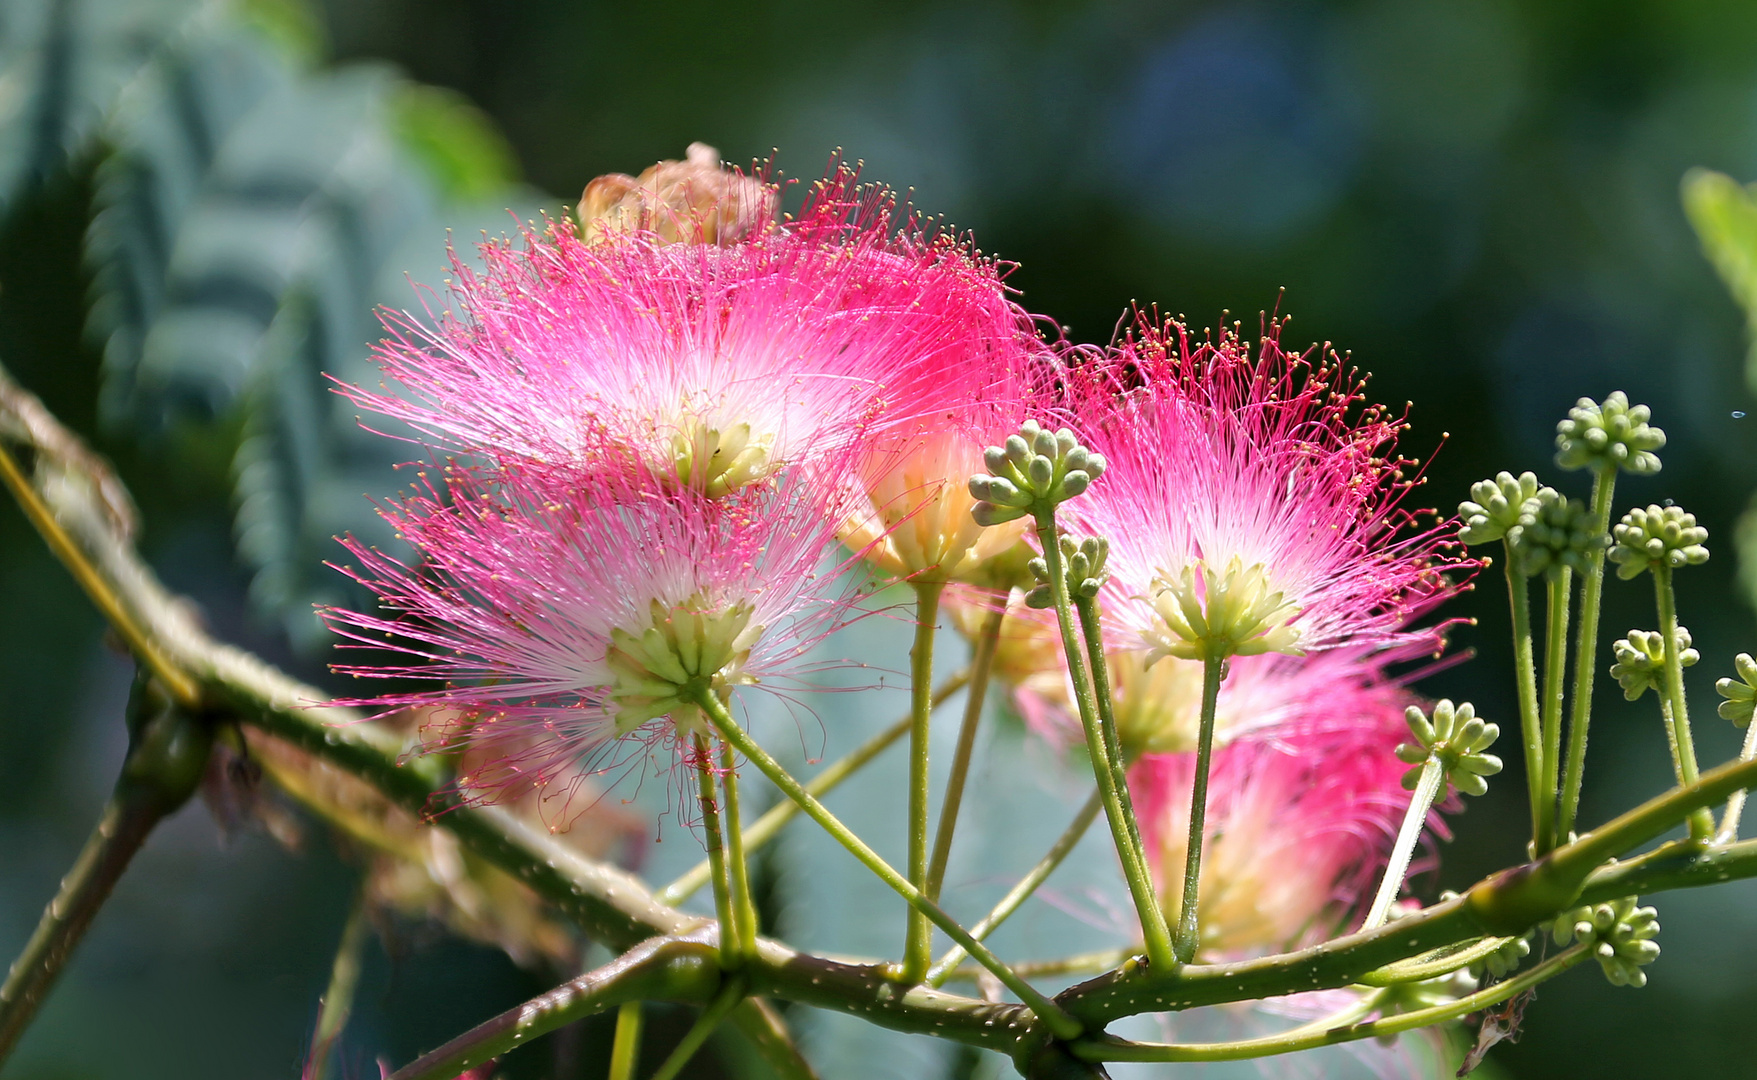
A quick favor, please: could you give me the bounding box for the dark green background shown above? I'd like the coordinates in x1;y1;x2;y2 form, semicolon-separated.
6;0;1757;1076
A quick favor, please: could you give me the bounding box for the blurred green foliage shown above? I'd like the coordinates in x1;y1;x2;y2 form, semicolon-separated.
6;0;1757;1078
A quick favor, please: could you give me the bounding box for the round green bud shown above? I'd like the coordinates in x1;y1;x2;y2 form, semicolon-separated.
1716;652;1757;727
1397;699;1502;798
1554;391;1665;475
1608;504;1709;580
1509;490;1604;578
970;420;1106;525
1458;471;1544;546
1609;627;1697;702
1551;896;1661;988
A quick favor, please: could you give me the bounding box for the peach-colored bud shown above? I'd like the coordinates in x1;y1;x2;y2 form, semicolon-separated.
579;142;776;245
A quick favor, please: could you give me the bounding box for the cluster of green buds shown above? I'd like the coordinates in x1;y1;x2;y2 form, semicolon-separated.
1395;699;1502;797
1608;505;1709;579
1469;934;1533;982
1716;653;1757;726
1025;535;1108;610
1510;490;1603;578
1551;897;1662;988
1609;628;1699;701
1554;391;1666;475
1458;471;1545;546
968;420;1106;525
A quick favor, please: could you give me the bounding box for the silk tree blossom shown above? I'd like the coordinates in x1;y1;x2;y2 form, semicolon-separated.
840;401;1045;585
1064;314;1463;663
323;462;870;816
345;164;1033;500
1131;683;1442;959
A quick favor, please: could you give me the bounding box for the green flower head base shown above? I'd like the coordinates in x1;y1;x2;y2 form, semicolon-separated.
605;596;762;737
1715;653;1757;727
1610;627;1698;702
1552;897;1662;988
1554;391;1666;475
1144;556;1301;663
1510;489;1604;578
1025;535;1109;610
1458;471;1546;546
1395;699;1502;797
967;419;1107;526
1609;504;1709;579
671;417;774;497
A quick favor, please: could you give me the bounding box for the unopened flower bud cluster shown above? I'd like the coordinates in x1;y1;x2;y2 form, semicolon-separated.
968;420;1106;526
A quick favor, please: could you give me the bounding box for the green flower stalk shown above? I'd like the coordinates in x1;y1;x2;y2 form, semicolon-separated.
1459;471;1551;850
1365;700;1501;930
1555;393;1661;839
1611;504;1715;838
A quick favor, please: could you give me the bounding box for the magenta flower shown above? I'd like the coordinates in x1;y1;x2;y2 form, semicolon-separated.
1130;667;1442;958
347;166;1032;497
1065;314;1464;662
322;463;867;815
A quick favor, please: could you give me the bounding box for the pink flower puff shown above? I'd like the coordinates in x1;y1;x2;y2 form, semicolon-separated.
346;165;1036;499
1130;667;1449;959
322;460;870;818
1063;313;1465;663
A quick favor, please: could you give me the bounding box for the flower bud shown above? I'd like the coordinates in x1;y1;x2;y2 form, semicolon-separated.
1458;471;1545;546
1609;627;1697;701
1716;652;1757;726
580;142;775;245
1609;504;1709;579
1551;896;1661;988
1554;392;1665;475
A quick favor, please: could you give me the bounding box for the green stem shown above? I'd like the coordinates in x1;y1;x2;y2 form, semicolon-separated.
1504;550;1546;853
688;686;1084;1040
1655;566;1714;840
1073;946;1589;1063
1033;514;1176;972
1362;757;1447;931
1537;568;1572;854
1172;652;1225;963
387;935;723;1080
902;580;946;981
0;789;163;1063
0;682;209;1066
649;976;748;1080
1070;595;1153;895
1355;935;1518;987
310;887;373;1080
608;1001;643;1080
719;740;759;968
0;437;200;706
659;670;969;907
693;734;738;969
1558;469;1616;840
925;607;1005;908
1718;721;1757;842
926;789;1104;986
941;949;1132;984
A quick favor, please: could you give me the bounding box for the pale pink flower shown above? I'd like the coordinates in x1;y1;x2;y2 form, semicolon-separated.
323;463;867;817
1064;314;1464;662
1131;668;1446;959
347;166;1033;498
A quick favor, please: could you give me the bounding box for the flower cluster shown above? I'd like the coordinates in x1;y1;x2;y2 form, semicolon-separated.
329;152;1045;815
1061;314;1463;663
